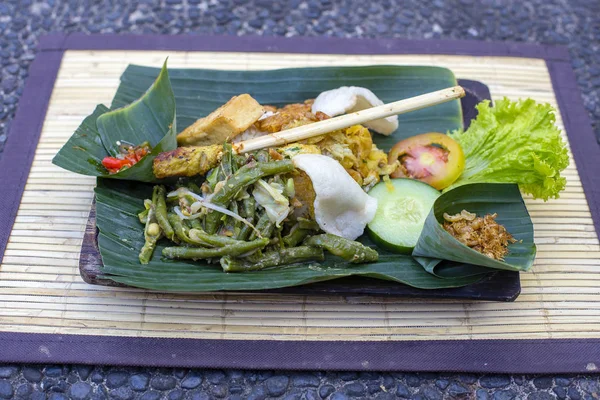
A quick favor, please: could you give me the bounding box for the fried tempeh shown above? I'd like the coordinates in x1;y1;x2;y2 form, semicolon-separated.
153;144;222;179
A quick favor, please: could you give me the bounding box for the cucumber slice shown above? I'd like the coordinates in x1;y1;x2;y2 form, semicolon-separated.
367;178;441;254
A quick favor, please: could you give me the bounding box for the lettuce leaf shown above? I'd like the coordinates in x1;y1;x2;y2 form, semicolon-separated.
446;98;569;200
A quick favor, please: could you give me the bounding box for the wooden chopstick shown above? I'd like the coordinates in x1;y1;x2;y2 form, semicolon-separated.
232;85;465;154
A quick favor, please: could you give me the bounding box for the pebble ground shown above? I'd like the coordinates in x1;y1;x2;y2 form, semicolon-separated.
0;365;599;400
0;0;599;399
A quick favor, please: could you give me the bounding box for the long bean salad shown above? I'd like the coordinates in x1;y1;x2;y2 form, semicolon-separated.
138;144;378;271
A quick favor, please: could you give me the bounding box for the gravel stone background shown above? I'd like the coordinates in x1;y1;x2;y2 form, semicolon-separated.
0;366;599;400
1;0;599;399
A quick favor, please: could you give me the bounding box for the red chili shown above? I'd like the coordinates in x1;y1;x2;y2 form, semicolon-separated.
102;157;133;174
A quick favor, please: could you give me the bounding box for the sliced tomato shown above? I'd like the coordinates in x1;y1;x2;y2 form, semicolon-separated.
388;132;465;190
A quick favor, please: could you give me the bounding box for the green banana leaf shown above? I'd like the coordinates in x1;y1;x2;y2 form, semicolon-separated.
111;64;463;150
412;183;536;272
95;178;485;292
52;61;177;182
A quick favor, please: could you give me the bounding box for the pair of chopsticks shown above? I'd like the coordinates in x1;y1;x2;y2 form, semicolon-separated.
232;86;465;154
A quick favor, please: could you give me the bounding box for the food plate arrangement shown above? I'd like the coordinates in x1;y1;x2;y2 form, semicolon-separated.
54;61;568;299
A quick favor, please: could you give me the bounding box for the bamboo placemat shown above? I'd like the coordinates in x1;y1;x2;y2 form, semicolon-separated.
0;35;599;372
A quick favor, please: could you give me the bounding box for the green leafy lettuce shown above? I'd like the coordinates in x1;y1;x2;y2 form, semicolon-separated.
446;98;569;200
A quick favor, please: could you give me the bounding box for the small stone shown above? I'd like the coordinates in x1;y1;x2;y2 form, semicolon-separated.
16;383;33;397
493;390;517;400
76;365;94;381
5;65;18;75
173;369;187;379
568;387;581;400
130;374;149;391
266;376;289;396
282;394;301;400
343;382;365;397
90;372;104;383
181;372;202;389
49;379;68;393
406;374;421;387
24;367;43;382
0;381;13;399
109;386;134;400
0;366;18;378
330;393;349;400
106;371;129;388
230;385;243;394
435;379;450;390
367;383;382;394
49;394;68;400
256;371;273;382
383;375;395;390
339;372;359;381
447;382;470;397
476;389;490;400
151;375;177;391
396;383;411;398
375;394;395;400
66;382;91;400
527;393;553;400
533;376;553;389
580;380;599;394
359;371;379;380
247;385;267;400
458;375;478;384
422;386;443;400
555;377;572;387
553;386;567;400
480;376;511;389
211;384;228;398
45;366;63;377
1;78;17;93
513;376;525;386
140;391;161;400
319;384;335;399
168;389;184;400
31;390;46;400
292;373;320;387
305;389;318;400
206;371;226;385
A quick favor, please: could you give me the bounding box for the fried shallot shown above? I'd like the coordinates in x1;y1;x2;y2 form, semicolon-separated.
442;210;517;261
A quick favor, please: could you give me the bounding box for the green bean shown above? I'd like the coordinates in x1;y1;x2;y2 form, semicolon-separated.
242;197;256;221
249;213;274;241
139;205;162;264
189;218;203;230
235;197;256;240
152;185;175;241
221;143;234;178
297;218;320;231
163;238;269;260
205;160;294;233
189;229;243;247
138;209;149;224
220;246;325;272
304;234;378;263
168;212;202;245
282;226;311;247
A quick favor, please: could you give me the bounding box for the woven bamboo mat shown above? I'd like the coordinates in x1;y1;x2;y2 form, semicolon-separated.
1;50;599;343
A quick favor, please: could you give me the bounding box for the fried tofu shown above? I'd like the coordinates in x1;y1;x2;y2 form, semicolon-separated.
153;144;222;179
177;94;264;146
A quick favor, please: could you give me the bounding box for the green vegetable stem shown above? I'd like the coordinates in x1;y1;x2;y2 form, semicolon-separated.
305;234;379;263
220;246;325;272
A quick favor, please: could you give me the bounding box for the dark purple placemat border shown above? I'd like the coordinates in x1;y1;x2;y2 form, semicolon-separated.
1;33;599;372
0;48;63;264
2;333;599;373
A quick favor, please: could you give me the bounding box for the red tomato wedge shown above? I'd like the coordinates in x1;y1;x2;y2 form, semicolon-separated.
388;132;465;190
